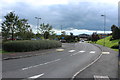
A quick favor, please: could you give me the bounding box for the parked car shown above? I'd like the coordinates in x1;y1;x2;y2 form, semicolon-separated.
7;38;16;40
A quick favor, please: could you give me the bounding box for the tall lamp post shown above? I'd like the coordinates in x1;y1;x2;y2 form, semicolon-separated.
101;14;106;46
35;17;41;33
61;25;62;35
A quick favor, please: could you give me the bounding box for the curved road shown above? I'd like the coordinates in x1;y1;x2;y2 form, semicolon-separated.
2;42;102;79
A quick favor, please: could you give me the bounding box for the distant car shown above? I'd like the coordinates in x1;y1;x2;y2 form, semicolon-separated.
31;38;37;40
60;39;66;43
80;40;84;42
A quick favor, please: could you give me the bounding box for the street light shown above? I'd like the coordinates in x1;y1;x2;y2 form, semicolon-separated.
35;17;41;33
101;14;106;46
61;25;62;35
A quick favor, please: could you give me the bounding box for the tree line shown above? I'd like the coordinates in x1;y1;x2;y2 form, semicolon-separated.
1;12;57;41
89;24;120;43
1;12;78;42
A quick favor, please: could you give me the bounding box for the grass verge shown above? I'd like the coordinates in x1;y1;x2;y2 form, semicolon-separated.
96;36;119;51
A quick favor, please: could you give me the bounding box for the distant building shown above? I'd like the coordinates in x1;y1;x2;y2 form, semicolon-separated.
78;34;90;40
98;33;112;39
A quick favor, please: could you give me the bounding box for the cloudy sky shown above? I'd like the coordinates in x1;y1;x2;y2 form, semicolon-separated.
0;0;119;35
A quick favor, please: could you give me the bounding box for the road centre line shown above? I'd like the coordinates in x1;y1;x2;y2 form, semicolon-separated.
22;59;61;70
90;51;96;53
69;50;75;53
28;73;44;79
70;50;85;56
79;51;85;53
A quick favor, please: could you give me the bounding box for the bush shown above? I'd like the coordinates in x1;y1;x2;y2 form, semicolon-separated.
2;40;62;52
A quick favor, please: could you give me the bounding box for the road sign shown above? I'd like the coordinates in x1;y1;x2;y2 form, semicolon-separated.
61;37;64;39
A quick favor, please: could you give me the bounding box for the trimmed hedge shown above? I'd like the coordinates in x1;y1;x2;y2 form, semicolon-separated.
2;40;62;52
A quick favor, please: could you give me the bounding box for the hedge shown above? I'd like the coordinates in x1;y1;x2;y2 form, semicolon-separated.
2;40;62;52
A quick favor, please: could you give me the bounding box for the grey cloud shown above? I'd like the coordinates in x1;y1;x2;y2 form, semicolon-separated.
2;2;118;31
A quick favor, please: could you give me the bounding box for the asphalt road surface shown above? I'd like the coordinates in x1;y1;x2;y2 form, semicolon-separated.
2;42;101;79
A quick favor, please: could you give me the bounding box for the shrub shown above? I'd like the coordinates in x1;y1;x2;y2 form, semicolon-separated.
2;40;62;52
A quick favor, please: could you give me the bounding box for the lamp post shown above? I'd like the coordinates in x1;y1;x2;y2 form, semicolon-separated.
101;14;106;46
35;17;41;33
61;25;62;35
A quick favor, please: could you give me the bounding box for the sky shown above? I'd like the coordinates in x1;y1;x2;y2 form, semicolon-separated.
0;0;119;35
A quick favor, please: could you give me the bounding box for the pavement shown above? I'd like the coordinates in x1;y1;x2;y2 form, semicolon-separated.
1;42;119;80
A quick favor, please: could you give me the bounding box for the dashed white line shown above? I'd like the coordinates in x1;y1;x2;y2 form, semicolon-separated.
79;50;85;53
70;50;85;56
28;73;44;79
69;50;75;53
90;51;96;54
70;52;79;56
22;59;61;70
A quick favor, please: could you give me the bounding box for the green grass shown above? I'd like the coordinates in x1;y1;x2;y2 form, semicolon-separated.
96;36;119;51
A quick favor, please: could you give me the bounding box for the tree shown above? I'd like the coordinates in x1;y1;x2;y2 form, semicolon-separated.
91;32;99;43
65;33;75;42
2;12;33;40
2;12;19;40
39;23;52;39
49;31;57;40
44;31;49;39
111;25;120;39
61;31;66;36
16;19;31;39
69;32;75;42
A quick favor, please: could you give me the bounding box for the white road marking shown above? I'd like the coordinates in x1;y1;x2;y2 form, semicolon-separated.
22;59;61;70
90;51;96;54
102;52;110;54
79;50;85;53
94;75;110;80
56;49;64;52
69;50;75;53
28;73;44;79
70;52;79;56
70;50;85;56
71;53;102;80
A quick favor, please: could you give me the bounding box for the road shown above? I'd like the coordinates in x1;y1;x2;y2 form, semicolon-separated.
2;42;101;79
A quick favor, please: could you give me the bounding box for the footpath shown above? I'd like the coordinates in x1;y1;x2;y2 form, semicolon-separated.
75;44;119;80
